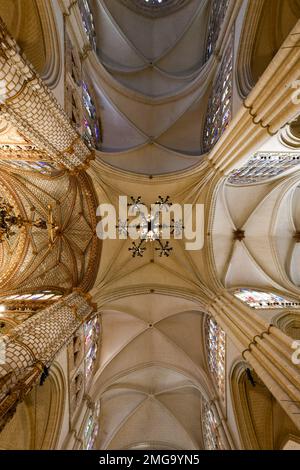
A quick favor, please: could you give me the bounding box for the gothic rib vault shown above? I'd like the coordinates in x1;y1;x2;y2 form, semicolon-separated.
0;0;300;451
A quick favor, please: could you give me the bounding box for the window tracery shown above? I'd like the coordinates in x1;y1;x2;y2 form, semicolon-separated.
78;0;97;51
84;401;100;450
234;289;300;309
0;159;60;175
205;0;230;61
65;35;82;134
82;82;101;150
203;39;233;153
202;401;224;450
205;315;226;401
228;152;300;185
84;315;101;385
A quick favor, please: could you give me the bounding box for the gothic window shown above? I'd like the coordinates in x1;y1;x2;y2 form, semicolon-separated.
3;291;63;302
0;159;60;175
65;35;82;133
203;39;233;153
205;315;226;401
234;289;300;309
78;0;97;51
202;401;224;450
84;315;100;384
82;81;101;150
205;0;230;61
84;401;100;450
228;152;300;185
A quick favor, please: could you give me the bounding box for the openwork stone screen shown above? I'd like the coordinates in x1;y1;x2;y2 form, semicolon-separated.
202;401;224;450
228;152;300;185
205;316;226;401
234;289;300;309
203;39;233;153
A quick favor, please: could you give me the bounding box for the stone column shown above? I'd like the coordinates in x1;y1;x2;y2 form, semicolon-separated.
0;18;94;172
0;290;96;431
210;20;300;174
209;293;300;429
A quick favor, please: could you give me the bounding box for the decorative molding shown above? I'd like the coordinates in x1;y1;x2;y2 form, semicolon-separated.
0;18;93;172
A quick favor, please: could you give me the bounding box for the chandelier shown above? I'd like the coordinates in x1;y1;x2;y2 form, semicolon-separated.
117;196;184;258
0;198;58;246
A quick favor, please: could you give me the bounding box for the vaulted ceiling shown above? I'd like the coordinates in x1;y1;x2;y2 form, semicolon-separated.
85;0;213;174
211;173;300;295
85;0;223;449
78;0;300;450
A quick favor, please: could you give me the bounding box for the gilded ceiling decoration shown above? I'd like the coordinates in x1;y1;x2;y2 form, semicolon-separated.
0;170;100;295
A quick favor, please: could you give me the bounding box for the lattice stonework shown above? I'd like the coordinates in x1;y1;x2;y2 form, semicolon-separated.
0;291;95;431
228;152;300;185
203;36;233;153
205;316;226;401
0;18;93;171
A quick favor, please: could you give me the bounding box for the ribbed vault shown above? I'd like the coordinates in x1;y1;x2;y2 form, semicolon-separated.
85;0;214;173
92;293;213;450
211;173;300;295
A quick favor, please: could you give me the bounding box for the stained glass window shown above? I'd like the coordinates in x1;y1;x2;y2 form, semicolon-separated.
205;0;230;61
205;316;226;401
234;289;300;309
143;0;167;4
84;401;100;450
2;291;63;302
82;82;101;150
84;315;100;384
202;401;224;450
203;39;233;153
228;152;300;185
78;0;96;51
0;159;60;175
